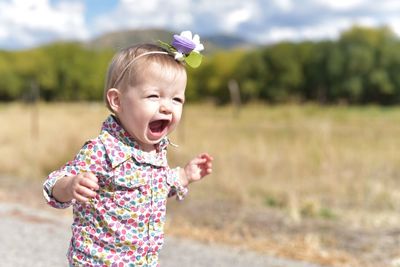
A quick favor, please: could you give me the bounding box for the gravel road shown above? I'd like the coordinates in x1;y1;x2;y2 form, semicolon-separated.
0;202;325;267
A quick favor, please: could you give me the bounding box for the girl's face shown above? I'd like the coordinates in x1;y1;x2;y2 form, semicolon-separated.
111;61;187;151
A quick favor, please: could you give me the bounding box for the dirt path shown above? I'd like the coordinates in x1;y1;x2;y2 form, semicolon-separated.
0;202;324;267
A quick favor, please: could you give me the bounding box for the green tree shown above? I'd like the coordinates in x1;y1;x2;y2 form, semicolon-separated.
0;52;23;100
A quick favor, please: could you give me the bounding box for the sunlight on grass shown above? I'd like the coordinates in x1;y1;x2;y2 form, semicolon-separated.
171;104;400;226
2;102;400;266
1;102;400;230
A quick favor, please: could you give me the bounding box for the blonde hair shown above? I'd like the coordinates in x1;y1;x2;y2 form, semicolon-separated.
104;44;186;111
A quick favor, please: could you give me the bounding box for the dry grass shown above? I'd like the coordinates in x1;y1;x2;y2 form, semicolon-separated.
1;102;400;266
0;102;108;177
173;104;400;226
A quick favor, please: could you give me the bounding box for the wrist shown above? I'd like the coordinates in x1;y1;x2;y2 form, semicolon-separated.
53;176;74;203
179;167;190;187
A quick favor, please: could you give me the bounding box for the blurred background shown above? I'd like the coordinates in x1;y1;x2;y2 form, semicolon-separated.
1;0;400;266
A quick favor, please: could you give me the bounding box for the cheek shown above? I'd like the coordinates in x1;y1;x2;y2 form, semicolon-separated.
133;102;157;119
173;106;183;123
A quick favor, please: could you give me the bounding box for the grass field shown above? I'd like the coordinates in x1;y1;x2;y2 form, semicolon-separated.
1;102;399;266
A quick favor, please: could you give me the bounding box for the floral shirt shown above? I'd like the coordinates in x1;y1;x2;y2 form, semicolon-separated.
43;115;187;267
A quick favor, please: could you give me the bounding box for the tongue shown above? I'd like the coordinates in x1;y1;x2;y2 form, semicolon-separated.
149;120;165;133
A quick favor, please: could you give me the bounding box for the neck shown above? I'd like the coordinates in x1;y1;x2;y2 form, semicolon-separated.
139;143;157;153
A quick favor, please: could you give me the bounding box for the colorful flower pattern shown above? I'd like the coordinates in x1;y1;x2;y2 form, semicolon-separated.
43;115;188;266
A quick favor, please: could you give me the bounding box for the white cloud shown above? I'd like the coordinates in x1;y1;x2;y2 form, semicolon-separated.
254;16;387;44
250;0;400;44
299;18;353;40
0;0;88;49
2;0;400;49
225;8;252;32
266;27;298;42
93;0;258;36
93;0;193;34
196;1;258;32
273;0;294;12
387;18;400;36
312;0;367;11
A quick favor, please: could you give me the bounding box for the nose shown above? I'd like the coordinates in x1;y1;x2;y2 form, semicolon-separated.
160;99;172;114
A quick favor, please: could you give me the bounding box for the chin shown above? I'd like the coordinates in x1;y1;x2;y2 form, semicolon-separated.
145;135;166;145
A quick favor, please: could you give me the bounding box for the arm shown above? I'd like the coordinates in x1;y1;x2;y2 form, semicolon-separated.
43;140;103;207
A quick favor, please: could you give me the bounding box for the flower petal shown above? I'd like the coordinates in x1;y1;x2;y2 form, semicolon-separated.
193;34;200;44
174;52;185;61
180;31;193;40
195;43;204;52
172;35;196;54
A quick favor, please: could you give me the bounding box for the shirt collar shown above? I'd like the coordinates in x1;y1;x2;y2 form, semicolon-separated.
98;115;170;168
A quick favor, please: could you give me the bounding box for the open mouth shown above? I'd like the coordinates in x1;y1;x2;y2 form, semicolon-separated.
148;119;170;139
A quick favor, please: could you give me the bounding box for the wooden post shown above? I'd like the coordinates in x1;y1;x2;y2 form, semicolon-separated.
29;81;40;178
228;79;241;118
30;81;40;140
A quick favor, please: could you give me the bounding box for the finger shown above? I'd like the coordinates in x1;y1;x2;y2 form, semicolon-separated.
198;160;212;170
72;191;89;203
76;185;97;198
191;157;207;165
198;153;209;160
75;195;89;203
80;173;99;188
200;168;212;177
202;166;212;173
83;172;98;183
79;178;99;191
200;153;213;161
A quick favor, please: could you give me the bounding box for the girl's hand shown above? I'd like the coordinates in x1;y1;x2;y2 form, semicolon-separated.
182;153;213;186
67;172;99;203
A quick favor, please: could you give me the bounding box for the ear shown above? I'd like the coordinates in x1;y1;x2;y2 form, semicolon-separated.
106;88;121;113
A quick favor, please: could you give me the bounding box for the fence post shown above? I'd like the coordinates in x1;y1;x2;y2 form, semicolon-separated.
30;81;40;140
28;81;40;178
228;79;241;118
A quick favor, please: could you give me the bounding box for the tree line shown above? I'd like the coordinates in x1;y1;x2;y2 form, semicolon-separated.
1;26;400;105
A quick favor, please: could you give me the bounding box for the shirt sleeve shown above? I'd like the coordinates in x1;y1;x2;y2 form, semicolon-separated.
166;167;188;201
43;139;106;209
43;167;74;209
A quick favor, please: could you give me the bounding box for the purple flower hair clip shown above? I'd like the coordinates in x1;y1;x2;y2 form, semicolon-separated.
159;31;204;68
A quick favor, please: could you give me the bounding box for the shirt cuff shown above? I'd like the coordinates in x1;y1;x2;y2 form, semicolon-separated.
43;172;73;209
167;167;188;201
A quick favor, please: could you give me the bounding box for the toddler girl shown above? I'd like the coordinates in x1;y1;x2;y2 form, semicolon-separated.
43;31;213;266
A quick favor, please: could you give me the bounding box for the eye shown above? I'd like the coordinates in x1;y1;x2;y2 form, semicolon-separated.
173;97;184;104
147;94;159;99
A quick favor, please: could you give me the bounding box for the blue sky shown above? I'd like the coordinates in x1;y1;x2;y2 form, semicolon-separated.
1;0;400;49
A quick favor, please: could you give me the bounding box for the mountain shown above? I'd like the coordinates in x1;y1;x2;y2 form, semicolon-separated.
87;28;255;52
88;29;174;50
